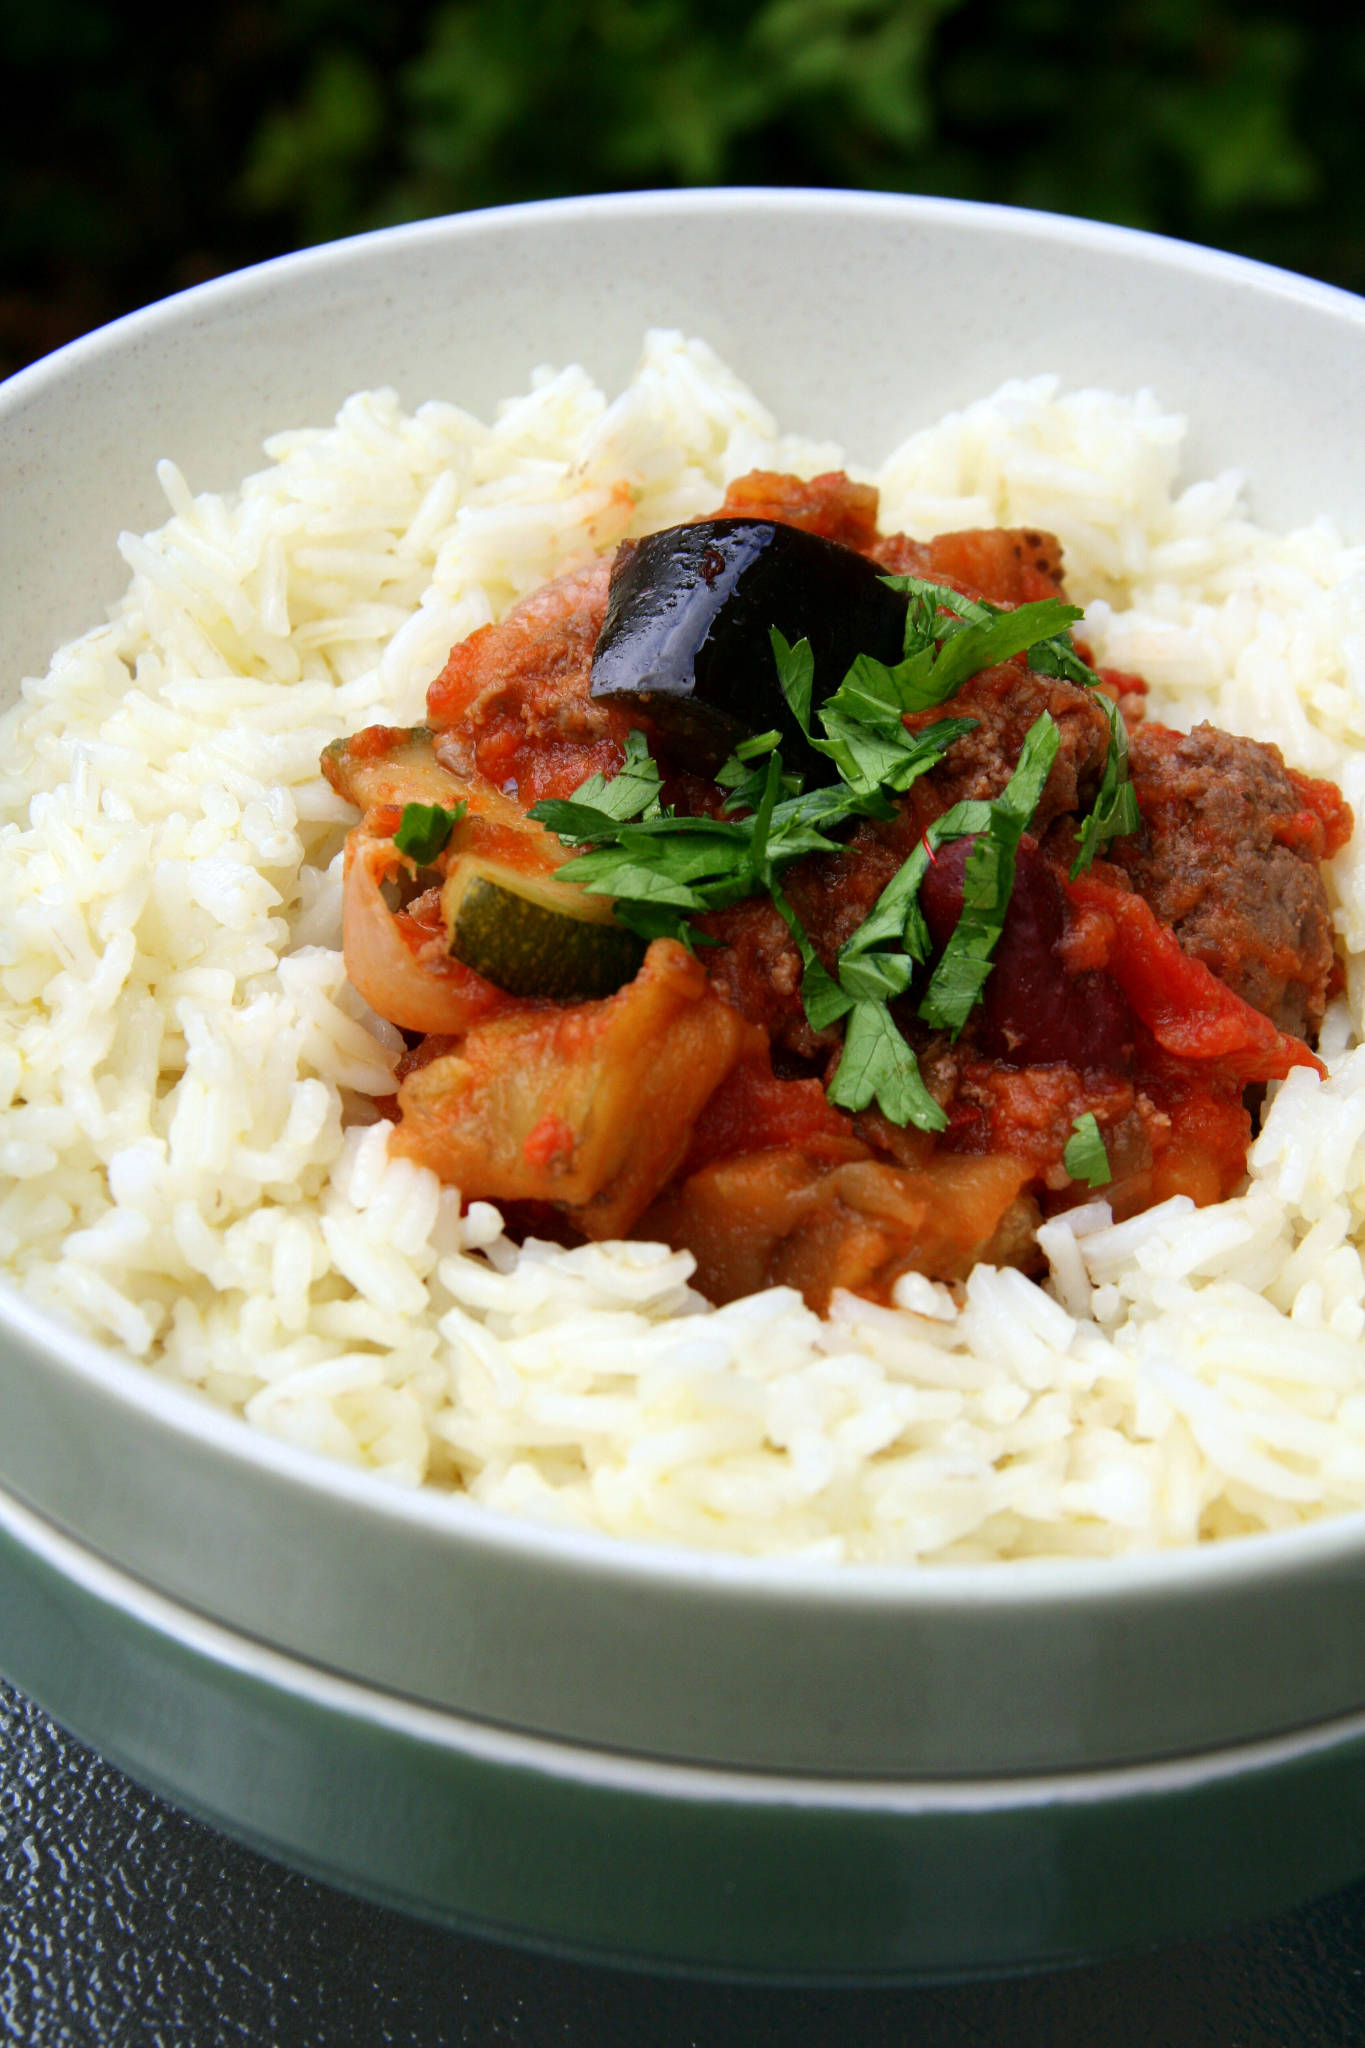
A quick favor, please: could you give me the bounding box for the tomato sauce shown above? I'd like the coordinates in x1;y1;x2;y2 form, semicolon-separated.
330;470;1352;1310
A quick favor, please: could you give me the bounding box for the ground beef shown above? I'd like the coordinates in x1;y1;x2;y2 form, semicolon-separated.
693;894;807;1040
1111;721;1340;1038
780;814;915;961
901;658;1113;836
426;558;626;800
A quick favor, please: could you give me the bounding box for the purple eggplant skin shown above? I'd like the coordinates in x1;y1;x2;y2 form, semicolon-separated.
589;519;908;784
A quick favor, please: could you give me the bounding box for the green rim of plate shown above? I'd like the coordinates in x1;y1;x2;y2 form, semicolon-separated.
4;1481;1365;1982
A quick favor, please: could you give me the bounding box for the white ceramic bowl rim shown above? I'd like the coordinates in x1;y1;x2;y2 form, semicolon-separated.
7;186;1365;1613
11;185;1365;407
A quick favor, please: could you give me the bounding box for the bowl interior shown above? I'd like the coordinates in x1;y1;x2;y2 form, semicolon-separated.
5;188;1365;1778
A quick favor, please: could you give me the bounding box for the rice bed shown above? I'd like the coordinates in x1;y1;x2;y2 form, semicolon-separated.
5;330;1365;1564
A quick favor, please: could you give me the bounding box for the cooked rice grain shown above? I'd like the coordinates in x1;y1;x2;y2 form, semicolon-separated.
5;332;1365;1561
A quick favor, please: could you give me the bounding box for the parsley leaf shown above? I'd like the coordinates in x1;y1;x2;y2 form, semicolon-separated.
769;884;854;1031
918;712;1061;1034
772;885;943;1132
1071;692;1140;874
771;628;815;737
837;796;992;970
769;626;978;801
573;727;663;818
874;576;1086;712
717;730;803;814
827;999;947;1132
393;800;467;864
1012;612;1140;876
876;575;1141;875
1063;1112;1112;1187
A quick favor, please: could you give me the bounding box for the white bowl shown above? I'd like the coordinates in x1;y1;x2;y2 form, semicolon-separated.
4;190;1365;1830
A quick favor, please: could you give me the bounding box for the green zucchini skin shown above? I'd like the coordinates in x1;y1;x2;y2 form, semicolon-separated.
449;873;646;1001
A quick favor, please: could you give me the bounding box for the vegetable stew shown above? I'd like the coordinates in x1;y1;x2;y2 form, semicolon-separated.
323;471;1351;1310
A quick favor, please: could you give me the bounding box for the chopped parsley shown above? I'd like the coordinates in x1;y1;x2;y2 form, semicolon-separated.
1063;1111;1112;1187
881;576;1139;876
528;571;1140;1131
1071;692;1140;874
876;576;1092;711
393;799;467;864
917;712;1060;1033
828;995;945;1129
563;728;664;823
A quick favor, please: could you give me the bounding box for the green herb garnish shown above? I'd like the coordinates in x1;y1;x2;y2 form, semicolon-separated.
917;712;1060;1033
1063;1111;1112;1187
556;728;663;823
393;799;467;864
827;995;947;1130
529;572;1139;1131
878;576;1091;711
1024;626;1138;874
1071;694;1140;874
882;576;1139;876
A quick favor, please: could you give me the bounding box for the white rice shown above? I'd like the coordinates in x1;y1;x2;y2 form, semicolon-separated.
5;328;1365;1563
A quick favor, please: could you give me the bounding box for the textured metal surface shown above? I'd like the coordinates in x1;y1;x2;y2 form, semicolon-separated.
1;1681;1364;2046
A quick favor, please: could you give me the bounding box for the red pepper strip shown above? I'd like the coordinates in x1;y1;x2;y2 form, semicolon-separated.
1064;872;1324;1083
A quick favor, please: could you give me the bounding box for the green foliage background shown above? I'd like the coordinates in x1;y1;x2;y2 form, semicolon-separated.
4;0;1362;376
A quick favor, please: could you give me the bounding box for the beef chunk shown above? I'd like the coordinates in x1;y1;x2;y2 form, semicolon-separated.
902;658;1113;836
694;894;807;1040
1113;721;1340;1038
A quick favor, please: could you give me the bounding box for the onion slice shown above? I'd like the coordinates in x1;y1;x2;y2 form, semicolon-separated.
342;830;508;1036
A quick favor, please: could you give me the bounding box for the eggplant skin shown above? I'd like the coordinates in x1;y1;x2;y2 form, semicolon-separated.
589;519;907;784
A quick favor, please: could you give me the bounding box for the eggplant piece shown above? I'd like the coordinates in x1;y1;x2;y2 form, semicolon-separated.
589;519;907;785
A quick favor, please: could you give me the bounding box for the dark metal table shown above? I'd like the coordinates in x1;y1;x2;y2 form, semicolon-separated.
2;1682;1363;2046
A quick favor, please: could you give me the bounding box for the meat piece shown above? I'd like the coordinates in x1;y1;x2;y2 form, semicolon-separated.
693;894;808;1040
946;1058;1143;1180
1065;870;1325;1082
426;558;632;802
780;817;912;963
1112;722;1347;1038
902;658;1113;836
872;527;1067;607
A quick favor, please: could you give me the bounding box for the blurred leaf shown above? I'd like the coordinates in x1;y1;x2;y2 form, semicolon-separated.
751;0;950;147
1154;21;1317;211
240;48;388;241
9;0;1365;382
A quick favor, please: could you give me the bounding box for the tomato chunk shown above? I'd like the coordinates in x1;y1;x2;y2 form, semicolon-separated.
1065;872;1324;1083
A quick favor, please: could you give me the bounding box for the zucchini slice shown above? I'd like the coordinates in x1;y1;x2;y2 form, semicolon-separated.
322;726;464;814
442;857;646;1001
